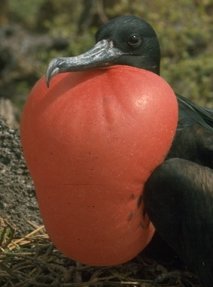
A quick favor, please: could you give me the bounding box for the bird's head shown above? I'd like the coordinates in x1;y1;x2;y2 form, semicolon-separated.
46;16;161;86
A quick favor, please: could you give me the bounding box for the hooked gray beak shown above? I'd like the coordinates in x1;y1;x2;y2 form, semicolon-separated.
46;39;125;87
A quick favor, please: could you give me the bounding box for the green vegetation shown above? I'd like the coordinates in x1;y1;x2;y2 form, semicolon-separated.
1;0;212;111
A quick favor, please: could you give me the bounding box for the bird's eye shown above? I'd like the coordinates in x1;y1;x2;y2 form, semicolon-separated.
127;34;142;47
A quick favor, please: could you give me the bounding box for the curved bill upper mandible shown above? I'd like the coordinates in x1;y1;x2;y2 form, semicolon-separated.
46;39;126;87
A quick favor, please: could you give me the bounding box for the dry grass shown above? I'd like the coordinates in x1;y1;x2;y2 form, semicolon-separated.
0;222;201;287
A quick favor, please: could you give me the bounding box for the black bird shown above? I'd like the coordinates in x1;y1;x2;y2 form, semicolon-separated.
46;16;213;287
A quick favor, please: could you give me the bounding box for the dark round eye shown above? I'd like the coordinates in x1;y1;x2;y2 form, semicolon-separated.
127;34;142;47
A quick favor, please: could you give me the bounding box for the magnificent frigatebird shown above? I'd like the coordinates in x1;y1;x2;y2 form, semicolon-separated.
46;16;213;287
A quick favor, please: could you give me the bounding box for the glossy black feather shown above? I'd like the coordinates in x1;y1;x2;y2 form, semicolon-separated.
144;159;213;287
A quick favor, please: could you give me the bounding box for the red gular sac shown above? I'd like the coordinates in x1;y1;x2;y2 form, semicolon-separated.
20;65;178;266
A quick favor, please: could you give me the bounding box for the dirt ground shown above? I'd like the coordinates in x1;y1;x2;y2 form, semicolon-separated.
0;117;202;287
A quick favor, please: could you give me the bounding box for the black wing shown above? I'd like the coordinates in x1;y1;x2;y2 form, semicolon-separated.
144;96;213;287
144;158;213;287
167;95;213;168
177;94;213;129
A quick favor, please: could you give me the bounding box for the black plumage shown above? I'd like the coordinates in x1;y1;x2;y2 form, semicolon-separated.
46;16;213;286
144;159;213;287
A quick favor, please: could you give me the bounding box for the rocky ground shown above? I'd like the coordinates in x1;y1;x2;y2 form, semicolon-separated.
0;117;41;237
